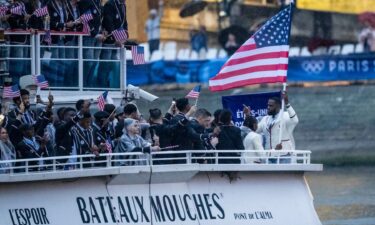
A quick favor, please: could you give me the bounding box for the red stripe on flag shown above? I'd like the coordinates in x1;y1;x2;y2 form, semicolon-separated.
235;44;257;53
212;64;289;80
209;76;287;92
223;51;289;67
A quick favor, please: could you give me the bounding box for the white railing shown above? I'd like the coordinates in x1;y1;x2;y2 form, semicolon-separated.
1;31;127;91
0;150;312;175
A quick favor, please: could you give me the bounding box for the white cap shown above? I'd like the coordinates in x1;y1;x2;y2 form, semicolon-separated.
149;9;157;15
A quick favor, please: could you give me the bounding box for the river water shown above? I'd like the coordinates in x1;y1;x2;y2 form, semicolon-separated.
306;167;375;225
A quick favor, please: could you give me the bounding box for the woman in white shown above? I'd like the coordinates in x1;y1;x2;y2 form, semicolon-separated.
115;119;160;166
0;127;16;173
242;116;264;164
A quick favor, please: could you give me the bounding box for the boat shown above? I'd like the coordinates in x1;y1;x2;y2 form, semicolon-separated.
0;26;323;225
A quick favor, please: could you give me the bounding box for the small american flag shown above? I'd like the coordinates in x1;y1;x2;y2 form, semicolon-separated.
0;6;8;17
209;5;292;91
33;6;48;17
186;85;201;99
97;91;108;111
44;30;52;45
10;5;23;15
112;28;128;43
131;46;146;65
105;138;112;153
82;23;90;33
80;12;93;24
32;74;49;89
3;85;20;98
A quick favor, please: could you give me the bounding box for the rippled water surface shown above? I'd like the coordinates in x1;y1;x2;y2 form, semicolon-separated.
306;167;375;225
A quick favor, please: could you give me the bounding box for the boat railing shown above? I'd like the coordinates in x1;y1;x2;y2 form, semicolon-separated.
1;30;127;91
0;150;312;175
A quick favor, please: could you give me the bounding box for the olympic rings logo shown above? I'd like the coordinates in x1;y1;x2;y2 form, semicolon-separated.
301;60;325;74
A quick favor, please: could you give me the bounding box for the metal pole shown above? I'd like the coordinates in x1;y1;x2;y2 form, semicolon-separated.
35;33;41;75
277;83;287;145
31;34;36;75
78;35;83;92
120;46;126;93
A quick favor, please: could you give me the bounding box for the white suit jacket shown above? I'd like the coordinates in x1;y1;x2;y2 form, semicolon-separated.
243;131;264;163
257;105;298;150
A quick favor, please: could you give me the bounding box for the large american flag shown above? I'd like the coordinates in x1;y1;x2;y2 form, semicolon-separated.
186;85;201;99
10;5;23;15
0;6;8;17
3;85;20;98
97;91;108;111
33;6;48;17
131;46;145;65
32;74;49;89
209;5;292;91
112;28;128;43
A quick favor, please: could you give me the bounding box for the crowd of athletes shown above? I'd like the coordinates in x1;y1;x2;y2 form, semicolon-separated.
0;88;299;172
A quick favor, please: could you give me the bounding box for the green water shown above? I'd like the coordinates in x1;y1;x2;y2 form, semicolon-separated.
306;167;375;225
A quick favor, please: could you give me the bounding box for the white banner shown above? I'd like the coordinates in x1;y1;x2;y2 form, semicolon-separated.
0;173;321;225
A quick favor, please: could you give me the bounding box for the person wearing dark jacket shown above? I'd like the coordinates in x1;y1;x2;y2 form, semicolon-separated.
47;0;75;86
97;0;127;88
77;0;104;87
148;107;181;164
216;109;244;164
190;108;219;163
54;107;79;157
7;0;31;81
16;123;49;171
7;89;49;146
169;98;212;163
92;111;112;154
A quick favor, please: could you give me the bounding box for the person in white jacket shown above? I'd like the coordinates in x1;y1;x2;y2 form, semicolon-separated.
242;116;264;164
257;92;298;163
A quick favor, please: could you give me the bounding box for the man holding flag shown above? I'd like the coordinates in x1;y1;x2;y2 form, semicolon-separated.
209;3;298;157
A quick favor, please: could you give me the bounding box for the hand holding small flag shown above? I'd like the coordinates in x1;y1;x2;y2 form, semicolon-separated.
131;46;146;65
32;74;49;89
3;84;20;98
97;91;108;111
33;6;48;17
186;85;201;99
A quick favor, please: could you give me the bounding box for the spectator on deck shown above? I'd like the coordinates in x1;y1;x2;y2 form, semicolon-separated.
114;103;139;138
16;124;49;171
98;0;128;88
190;108;219;163
0;127;16;173
242;115;264;164
115;118;160;166
216;109;244;164
145;0;163;55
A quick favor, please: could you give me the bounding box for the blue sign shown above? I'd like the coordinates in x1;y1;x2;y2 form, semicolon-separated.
288;53;375;81
221;91;281;127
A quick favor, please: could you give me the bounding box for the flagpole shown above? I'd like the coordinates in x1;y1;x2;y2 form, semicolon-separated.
194;97;199;107
277;82;287;147
277;2;293;149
